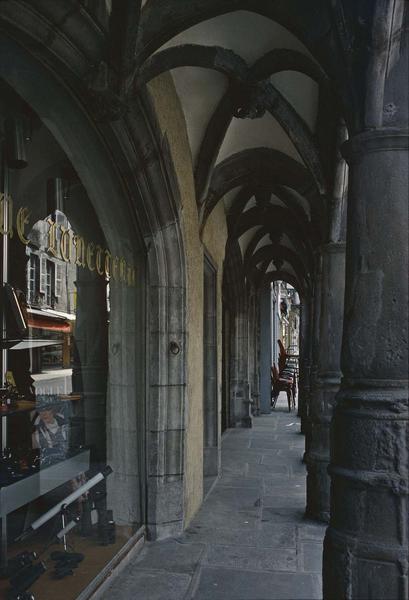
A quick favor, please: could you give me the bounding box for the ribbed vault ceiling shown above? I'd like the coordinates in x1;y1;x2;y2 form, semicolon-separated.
135;0;338;294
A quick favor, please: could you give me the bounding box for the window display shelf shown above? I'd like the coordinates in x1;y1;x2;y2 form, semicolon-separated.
0;394;81;417
0;448;90;517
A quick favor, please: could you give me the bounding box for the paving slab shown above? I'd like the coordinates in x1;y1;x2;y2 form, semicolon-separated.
220;464;248;477
192;566;321;600
204;485;262;508
256;523;297;548
263;477;305;494
221;438;251;449
222;454;263;467
248;445;290;455
291;463;307;476
101;568;192;600
298;522;327;541
181;525;259;547
250;439;293;450
216;475;263;489
249;463;290;476
301;542;323;573
260;454;296;466
263;494;306;508
261;507;306;524
192;507;260;530
204;544;297;572
288;440;306;449
133;539;205;574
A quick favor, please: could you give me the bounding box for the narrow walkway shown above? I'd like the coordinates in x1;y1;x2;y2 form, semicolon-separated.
98;395;326;600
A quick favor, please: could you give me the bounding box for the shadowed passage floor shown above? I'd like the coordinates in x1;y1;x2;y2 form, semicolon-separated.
97;394;326;600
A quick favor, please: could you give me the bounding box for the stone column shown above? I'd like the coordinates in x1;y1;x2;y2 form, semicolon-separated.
305;125;348;520
297;296;312;434
304;254;323;458
259;284;272;414
323;129;409;598
305;241;345;521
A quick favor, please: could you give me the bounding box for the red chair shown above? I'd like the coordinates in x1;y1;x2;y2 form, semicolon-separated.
271;363;294;411
277;340;297;409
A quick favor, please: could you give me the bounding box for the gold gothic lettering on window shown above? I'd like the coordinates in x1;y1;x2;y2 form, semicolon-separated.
0;194;136;287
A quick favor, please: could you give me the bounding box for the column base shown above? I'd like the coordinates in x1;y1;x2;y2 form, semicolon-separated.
323;526;408;600
305;453;330;523
241;415;253;428
305;508;330;523
325;381;408;599
305;379;339;522
251;393;260;416
241;399;253;428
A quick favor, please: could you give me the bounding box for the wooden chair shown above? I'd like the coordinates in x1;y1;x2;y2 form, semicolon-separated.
271;363;294;411
277;340;297;409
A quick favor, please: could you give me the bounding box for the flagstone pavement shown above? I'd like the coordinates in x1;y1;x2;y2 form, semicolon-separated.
96;394;326;600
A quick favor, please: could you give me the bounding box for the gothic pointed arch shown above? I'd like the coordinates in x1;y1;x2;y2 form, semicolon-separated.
200;147;320;229
250;48;329;85
135;44;248;87
245;243;309;287
135;0;337;80
242;224;313;277
262;269;305;295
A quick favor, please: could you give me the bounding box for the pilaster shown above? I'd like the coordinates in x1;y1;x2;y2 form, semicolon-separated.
305;241;345;522
298;297;312;434
304;254;323;458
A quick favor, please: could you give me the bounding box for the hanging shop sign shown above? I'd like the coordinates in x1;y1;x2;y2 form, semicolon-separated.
0;193;136;287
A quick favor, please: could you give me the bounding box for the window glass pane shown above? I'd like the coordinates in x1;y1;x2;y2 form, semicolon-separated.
0;82;143;598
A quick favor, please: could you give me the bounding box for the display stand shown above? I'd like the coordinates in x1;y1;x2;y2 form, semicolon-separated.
0;390;88;568
0;254;84;568
0;449;90;518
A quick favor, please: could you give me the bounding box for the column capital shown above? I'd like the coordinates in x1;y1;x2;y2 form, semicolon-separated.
342;128;409;163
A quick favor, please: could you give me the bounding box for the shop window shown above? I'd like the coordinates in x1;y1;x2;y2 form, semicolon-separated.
0;81;143;599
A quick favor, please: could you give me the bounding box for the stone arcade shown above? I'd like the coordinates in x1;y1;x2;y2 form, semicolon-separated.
0;2;407;599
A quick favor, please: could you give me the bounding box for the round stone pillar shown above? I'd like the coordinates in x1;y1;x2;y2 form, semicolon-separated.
306;241;345;522
323;129;409;599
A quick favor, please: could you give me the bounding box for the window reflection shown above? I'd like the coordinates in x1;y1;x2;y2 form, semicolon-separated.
0;81;142;599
